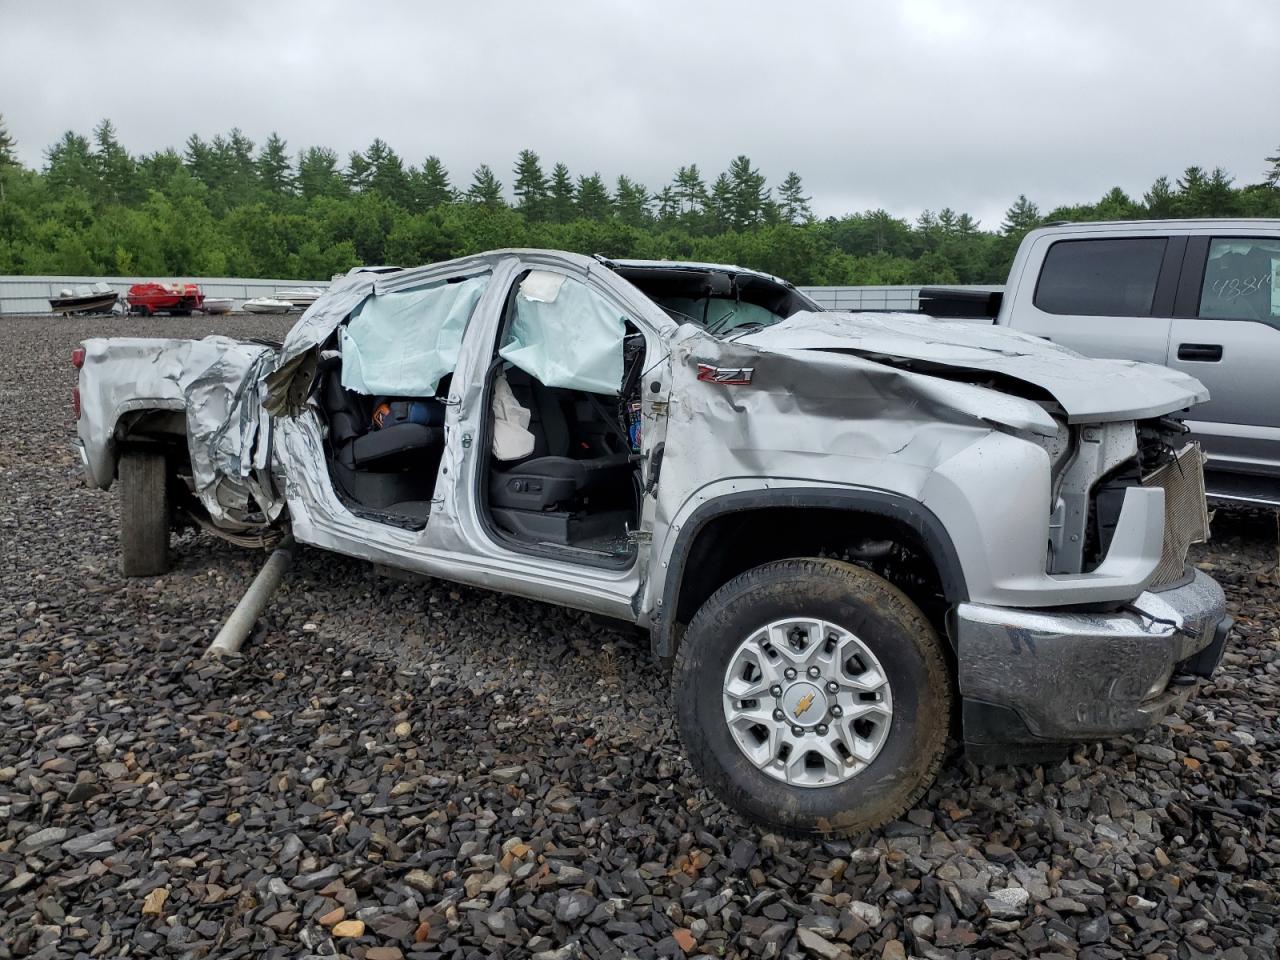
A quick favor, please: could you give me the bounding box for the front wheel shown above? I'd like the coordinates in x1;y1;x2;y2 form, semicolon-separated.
673;558;951;837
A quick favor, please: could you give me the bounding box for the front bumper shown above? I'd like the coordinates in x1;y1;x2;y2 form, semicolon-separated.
955;568;1230;748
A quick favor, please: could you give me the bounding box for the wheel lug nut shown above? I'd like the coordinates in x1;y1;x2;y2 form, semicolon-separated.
773;709;785;721
784;668;797;680
831;706;843;717
816;723;829;735
826;681;839;693
791;726;804;737
770;685;783;697
807;666;820;679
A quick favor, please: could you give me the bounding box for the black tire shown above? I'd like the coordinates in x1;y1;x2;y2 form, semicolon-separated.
673;558;951;837
119;449;171;576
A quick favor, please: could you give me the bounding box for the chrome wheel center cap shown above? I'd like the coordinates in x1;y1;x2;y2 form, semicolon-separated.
781;681;827;725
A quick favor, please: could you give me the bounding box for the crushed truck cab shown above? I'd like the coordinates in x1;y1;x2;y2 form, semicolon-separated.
73;250;1231;837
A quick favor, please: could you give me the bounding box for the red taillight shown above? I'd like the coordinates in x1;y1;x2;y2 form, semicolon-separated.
72;386;82;420
71;347;86;369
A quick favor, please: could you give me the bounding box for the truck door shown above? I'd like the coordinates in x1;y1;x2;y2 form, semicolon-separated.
1007;233;1180;365
1167;234;1280;486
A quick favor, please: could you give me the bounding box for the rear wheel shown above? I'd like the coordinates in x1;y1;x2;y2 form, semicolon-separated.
119;449;170;576
673;558;951;837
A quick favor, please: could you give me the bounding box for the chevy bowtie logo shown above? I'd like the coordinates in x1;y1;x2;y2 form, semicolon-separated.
794;691;816;716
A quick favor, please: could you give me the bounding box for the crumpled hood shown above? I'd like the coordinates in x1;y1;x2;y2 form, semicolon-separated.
737;311;1209;423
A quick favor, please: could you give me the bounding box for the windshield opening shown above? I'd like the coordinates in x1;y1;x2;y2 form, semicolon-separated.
615;265;818;338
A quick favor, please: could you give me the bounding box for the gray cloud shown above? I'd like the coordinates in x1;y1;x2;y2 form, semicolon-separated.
2;0;1277;227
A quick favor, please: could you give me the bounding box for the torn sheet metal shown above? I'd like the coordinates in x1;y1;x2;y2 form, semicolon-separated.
76;336;280;522
499;271;626;395
737;311;1208;422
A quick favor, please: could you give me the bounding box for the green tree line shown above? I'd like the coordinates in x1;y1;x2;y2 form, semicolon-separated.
1;115;1278;284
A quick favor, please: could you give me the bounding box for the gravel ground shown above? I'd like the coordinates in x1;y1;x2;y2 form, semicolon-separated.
1;312;1277;960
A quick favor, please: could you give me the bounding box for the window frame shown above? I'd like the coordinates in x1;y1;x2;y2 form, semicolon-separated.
1182;234;1280;327
1031;236;1173;318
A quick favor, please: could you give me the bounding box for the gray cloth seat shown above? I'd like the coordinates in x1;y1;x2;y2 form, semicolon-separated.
321;356;444;470
489;369;632;511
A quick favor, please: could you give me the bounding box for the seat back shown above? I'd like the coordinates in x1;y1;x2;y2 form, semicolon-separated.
322;369;368;447
504;368;573;460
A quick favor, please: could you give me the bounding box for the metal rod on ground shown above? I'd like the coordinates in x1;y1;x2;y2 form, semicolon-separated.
204;536;295;658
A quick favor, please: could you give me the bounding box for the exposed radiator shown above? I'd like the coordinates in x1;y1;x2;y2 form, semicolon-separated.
1142;443;1210;587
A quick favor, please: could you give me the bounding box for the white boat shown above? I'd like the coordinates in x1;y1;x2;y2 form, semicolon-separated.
202;297;233;315
242;297;293;315
49;282;119;314
276;287;323;309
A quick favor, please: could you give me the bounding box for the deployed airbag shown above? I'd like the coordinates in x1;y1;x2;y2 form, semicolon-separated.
499;271;625;395
340;275;488;396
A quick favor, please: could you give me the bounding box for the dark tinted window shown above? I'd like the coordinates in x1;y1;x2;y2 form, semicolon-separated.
1034;238;1166;316
1199;237;1280;328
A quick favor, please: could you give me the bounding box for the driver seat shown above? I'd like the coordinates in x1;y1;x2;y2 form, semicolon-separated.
489;370;632;511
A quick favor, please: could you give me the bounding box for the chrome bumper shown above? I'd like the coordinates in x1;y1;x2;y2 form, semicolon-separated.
955;568;1229;744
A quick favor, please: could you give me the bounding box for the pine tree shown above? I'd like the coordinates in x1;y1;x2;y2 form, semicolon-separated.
92;119;137;204
916;209;939;248
346;150;372;192
0;114;16;203
1177;166;1236;217
467;164;504;207
1000;194;1041;236
0;114;15;169
225;128;256;181
364;139;409;205
776;171;812;224
672;164;708;214
1267;145;1280;187
1143;176;1176;217
414;155;453;207
512;149;548;219
726;154;768;227
575;173;611;220
655;185;679;224
548;162;575;223
708;173;734;231
614;175;651;227
256;132;294;195
183;133;215;186
298;146;345;200
44;130;97;195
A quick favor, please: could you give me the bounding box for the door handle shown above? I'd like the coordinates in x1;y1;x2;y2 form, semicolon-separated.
1177;343;1222;362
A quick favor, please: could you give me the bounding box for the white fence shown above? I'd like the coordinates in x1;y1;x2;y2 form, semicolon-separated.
0;274;1000;315
799;284;1003;312
0;275;332;315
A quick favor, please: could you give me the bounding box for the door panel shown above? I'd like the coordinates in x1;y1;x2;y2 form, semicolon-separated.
1167;235;1280;477
1010;234;1177;364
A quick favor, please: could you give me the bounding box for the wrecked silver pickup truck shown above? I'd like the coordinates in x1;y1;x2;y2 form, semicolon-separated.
73;250;1233;836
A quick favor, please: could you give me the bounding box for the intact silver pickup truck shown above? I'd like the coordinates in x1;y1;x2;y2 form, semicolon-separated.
74;250;1232;836
922;218;1280;506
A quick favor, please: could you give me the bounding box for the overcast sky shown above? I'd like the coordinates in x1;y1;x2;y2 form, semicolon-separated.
2;0;1277;227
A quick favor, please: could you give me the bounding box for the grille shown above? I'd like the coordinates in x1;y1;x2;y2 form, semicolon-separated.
1141;443;1209;587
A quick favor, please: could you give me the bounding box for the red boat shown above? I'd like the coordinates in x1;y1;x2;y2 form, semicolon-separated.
127;282;205;316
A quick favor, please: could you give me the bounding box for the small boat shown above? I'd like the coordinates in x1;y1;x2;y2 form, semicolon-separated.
49;282;119;315
276;287;323;309
202;298;234;315
242;297;293;315
127;281;204;316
